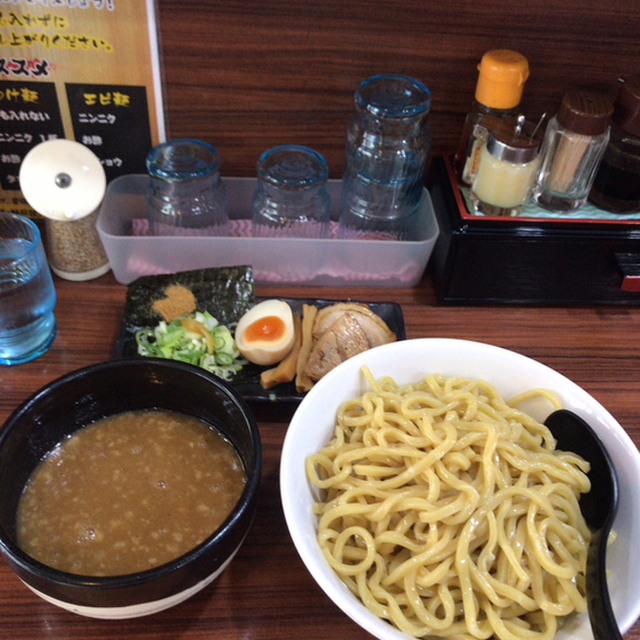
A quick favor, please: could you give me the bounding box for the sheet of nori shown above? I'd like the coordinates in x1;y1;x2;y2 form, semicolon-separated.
119;265;259;385
123;265;255;329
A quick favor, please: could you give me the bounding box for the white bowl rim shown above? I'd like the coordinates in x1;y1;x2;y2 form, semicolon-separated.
280;337;640;640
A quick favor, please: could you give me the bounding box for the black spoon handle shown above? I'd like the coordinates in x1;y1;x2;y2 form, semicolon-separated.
544;409;622;640
587;528;623;640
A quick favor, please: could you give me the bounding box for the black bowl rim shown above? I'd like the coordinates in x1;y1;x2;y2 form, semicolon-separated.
0;357;262;591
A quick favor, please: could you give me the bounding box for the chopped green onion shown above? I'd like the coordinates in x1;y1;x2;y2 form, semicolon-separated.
135;311;246;380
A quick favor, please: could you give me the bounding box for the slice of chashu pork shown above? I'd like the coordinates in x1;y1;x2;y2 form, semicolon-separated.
303;303;396;382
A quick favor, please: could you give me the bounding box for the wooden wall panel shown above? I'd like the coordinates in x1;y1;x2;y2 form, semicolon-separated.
155;0;640;179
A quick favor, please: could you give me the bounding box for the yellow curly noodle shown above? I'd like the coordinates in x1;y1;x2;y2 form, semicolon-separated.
305;367;592;640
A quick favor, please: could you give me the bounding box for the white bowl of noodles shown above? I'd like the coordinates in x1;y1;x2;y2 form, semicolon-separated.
280;338;640;640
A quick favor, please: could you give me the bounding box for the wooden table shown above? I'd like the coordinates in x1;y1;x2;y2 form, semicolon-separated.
1;270;639;639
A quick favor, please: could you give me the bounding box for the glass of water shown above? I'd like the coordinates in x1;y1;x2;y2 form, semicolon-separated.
0;212;57;365
251;145;331;239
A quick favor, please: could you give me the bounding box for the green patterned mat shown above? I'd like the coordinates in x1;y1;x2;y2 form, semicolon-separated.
460;187;640;221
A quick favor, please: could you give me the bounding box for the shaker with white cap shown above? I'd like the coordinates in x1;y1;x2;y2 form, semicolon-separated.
19;139;110;281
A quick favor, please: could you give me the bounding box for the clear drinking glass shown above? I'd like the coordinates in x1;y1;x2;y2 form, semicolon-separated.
146;138;229;236
338;74;432;241
251;145;331;239
0;212;56;365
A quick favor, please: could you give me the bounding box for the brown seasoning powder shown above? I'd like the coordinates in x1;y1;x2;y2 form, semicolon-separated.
152;285;197;322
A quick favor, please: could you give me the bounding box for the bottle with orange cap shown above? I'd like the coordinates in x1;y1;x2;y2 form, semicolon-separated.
453;49;530;186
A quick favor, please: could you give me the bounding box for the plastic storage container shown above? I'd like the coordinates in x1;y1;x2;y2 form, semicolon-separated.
97;175;439;287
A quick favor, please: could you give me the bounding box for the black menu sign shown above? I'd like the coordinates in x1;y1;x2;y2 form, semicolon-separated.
0;80;65;215
66;83;152;182
0;1;164;217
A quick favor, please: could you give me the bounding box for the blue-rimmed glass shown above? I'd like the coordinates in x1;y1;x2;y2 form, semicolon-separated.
251;145;331;239
146;138;229;236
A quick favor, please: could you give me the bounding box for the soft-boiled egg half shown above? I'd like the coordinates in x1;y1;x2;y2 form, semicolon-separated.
235;299;295;366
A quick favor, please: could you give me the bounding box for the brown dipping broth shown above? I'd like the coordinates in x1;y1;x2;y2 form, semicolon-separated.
16;410;246;577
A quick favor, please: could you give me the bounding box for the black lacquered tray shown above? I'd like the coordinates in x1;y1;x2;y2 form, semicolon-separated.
115;296;405;405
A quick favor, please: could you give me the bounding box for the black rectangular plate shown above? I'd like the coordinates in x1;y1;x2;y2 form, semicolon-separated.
114;297;405;404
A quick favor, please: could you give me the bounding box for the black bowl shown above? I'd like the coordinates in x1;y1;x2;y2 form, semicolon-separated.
0;358;261;618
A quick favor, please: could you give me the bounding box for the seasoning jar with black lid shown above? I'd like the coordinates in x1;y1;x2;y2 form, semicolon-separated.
533;90;613;212
589;75;640;214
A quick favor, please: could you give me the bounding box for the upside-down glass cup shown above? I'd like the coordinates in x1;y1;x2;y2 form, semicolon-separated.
0;212;56;365
251;145;331;239
146;138;229;236
338;74;432;241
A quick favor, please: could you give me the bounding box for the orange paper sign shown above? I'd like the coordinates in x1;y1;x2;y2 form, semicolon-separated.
0;0;165;217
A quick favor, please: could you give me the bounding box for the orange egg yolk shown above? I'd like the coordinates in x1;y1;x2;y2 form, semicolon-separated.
243;315;287;344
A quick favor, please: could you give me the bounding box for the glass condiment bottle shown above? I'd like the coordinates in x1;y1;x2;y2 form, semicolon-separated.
589;75;640;214
146;138;229;236
18;139;111;281
471;117;541;216
533;90;612;212
453;49;530;186
338;74;432;241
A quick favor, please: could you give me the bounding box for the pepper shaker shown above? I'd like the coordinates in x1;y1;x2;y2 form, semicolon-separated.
19;139;110;281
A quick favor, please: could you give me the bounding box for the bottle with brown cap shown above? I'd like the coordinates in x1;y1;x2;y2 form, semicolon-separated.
589;76;640;214
453;49;530;186
533;90;613;212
